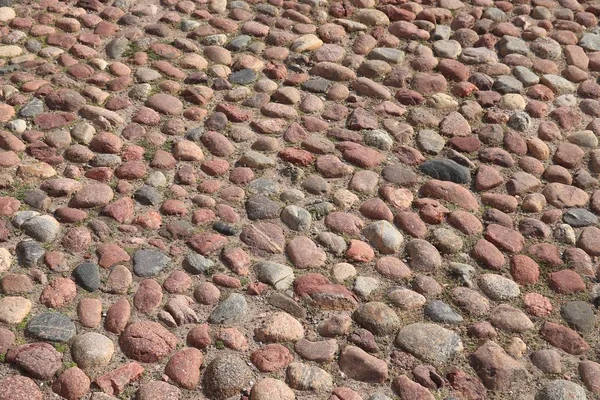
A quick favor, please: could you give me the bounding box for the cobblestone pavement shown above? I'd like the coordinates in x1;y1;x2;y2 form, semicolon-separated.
1;0;600;399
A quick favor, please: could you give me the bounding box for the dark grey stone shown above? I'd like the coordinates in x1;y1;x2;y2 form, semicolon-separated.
208;293;247;324
419;159;471;184
16;240;45;267
134;185;162;206
185;127;204;142
227;35;251;51
105;37;129;59
507;111;531;131
560;301;595;333
493;75;523;94
26;312;76;342
247;178;280;195
183;253;214;275
23;190;50;210
0;64;19;74
118;14;140;26
245;194;281;220
306;202;335;220
73;262;101;292
213;221;236;236
19;98;44;118
133;249;170;277
563;208;599;227
302;78;331;93
229;68;257;85
424;300;463;324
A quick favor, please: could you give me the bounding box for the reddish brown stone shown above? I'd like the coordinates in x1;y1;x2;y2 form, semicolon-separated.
94;362;144;396
510;255;540;285
540;322;590;355
548;270;586;294
251;344;293;372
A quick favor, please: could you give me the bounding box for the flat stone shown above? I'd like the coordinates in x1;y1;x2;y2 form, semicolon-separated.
137;381;182;400
540;322;590;355
560;301;595;333
208;293;247;324
146;93;183;115
70;183;114;208
183;253;214;275
424;300;463;324
395;323;463;366
419;180;479;210
26;312;76;342
368;47;405;63
353;302;401;335
419;159;471;184
133;250;170;277
267;293;306;319
94;362;144;396
229;68;257;85
563;208;598;227
286;363;333;392
0;376;42;400
255;261;294;290
580;33;600;51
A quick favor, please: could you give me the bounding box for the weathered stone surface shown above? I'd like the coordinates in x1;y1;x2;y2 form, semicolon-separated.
419;180;479;210
338;346;388;383
1;1;600;398
286;363;333;392
26;312;76;342
395;323;463;365
203;355;253;400
71;332;114;370
120;322;177;363
470;341;529;390
419;159;471;184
